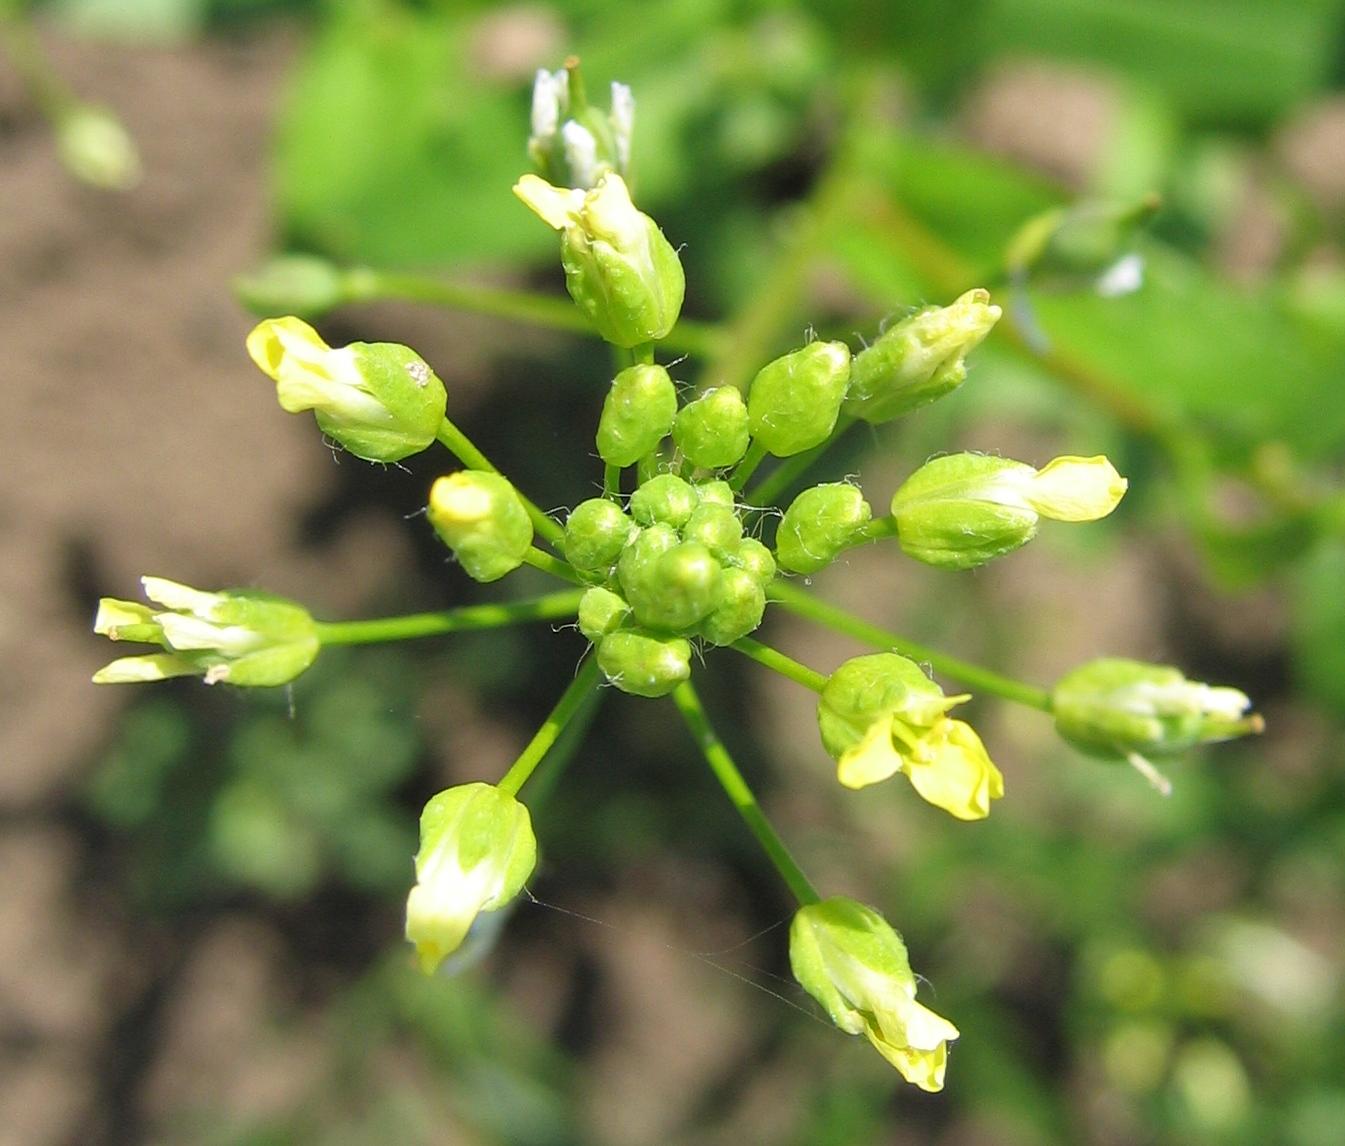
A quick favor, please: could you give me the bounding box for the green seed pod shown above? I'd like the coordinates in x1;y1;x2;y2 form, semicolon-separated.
625;541;723;631
514;173;685;348
729;537;777;585
616;523;680;612
673;387;750;468
699;567;766;646
747;340;851;457
428;471;534;582
630;473;697;528
682;504;744;560
694;480;736;510
1053;658;1264;760
596;629;692;697
776;483;873;575
564;498;635;572
891;453;1126;570
843;290;1001;425
596;364;677;467
578;587;631;644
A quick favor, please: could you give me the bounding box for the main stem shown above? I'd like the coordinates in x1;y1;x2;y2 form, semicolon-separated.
671;682;821;906
343;268;724;360
769;579;1053;711
434;419;566;549
498;657;603;797
313;590;583;645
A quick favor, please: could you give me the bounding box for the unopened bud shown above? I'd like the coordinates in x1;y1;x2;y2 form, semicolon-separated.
596;629;692;697
699;567;766;646
596;364;677;467
428;472;534;582
564;498;635;572
234;255;346;319
776;483;872;575
747;340;851;457
673;387;750;469
629;473;697;529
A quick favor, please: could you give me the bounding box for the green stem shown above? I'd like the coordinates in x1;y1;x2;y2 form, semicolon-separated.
313;590;583;645
768;579;1053;711
0;10;71;118
728;439;769;493
603;462;622;500
498;657;604;797
434;419;566;549
522;547;588;585
343;268;723;359
747;415;857;507
671;682;820;906
846;515;900;545
730;637;827;692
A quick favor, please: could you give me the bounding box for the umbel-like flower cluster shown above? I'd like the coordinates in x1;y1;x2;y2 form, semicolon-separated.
92;66;1263;1092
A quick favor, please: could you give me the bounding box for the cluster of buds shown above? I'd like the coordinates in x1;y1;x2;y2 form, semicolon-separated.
90;65;1267;1097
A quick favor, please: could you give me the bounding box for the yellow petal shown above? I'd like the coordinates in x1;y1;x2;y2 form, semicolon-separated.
512;173;584;230
93;597;153;636
1028;455;1127;522
245;316;331;383
836;718;903;789
92;653;198;684
902;718;1004;820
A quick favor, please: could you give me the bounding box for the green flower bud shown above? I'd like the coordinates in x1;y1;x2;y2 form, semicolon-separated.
247;317;448;463
624;541;723;631
428;472;534;582
682;504;744;561
891;453;1127;570
234;255;346;319
564;498;635;572
747;340;851;457
405;783;536;975
1053;658;1264;761
629;473;697;529
729;537;777;586
93;577;318;687
790;897;959;1092
528;64;634;188
1005;197;1159;291
844;290;1002;424
699;567;766;646
578;587;631;644
616;523;679;613
596;629;692;697
596;364;677;467
776;483;872;575
673;387;750;469
514;172;685;347
819;653;1003;819
693;480;736;510
55;103;141;191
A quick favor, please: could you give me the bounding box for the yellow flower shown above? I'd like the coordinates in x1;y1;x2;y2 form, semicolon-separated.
791;897;960;1091
819;653;1004;819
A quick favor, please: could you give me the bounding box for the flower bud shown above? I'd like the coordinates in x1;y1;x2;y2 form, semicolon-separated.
93;577;318;687
246;317;447;462
682;504;743;561
699;567;766;646
747;340;851;457
818;653;1003;819
673;387;750;469
564;498;635;572
527;64;634;189
428;472;534;582
596;629;692;697
776;483;872;575
234;255;346;319
55;103;141;191
728;537;776;586
578;587;631;644
790;897;959;1092
405;783;536;974
844;290;1002;424
596;364;677;467
891;453;1127;570
513;172;685;347
1053;658;1264;761
629;473;697;529
624;541;723;631
693;480;736;510
1005;197;1159;293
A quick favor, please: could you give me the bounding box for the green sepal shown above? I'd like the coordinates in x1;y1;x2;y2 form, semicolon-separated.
623;541;723;631
699;568;766;646
630;473;697;528
578;587;631;644
682;504;744;561
673;387;750;468
747;340;851;457
596;629;692;697
776;483;872;575
564;498;635;572
596;364;677;467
